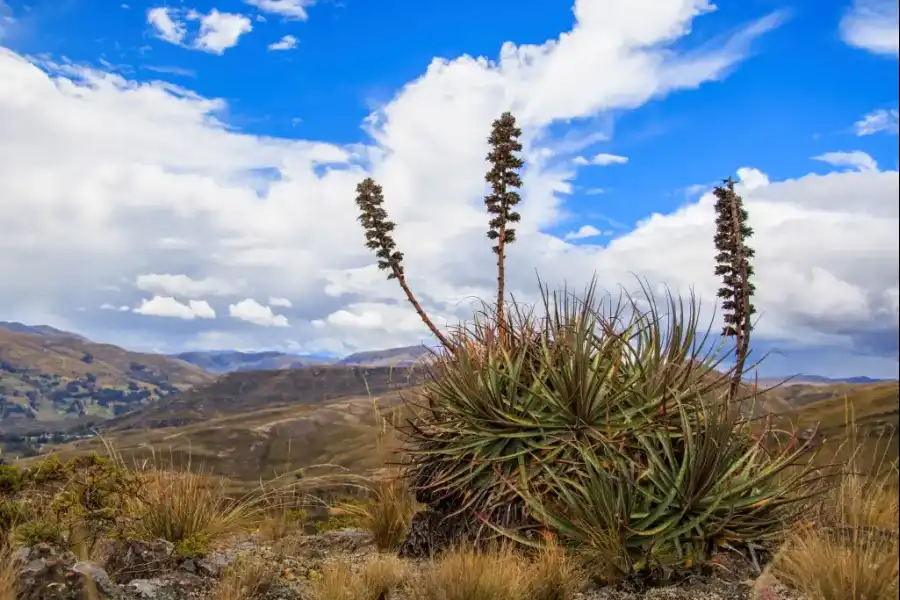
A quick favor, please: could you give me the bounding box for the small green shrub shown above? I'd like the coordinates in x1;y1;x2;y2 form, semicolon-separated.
0;465;24;496
15;521;62;547
174;532;211;559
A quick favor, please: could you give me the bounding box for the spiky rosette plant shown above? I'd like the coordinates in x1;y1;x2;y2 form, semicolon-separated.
398;281;822;569
353;113;821;575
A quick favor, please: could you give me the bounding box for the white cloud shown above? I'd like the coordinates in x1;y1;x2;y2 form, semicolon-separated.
269;297;293;307
268;34;298;51
134;274;242;298
100;303;130;312
147;7;251;54
147;7;186;44
134;296;216;320
840;0;899;57
563;224;608;240
246;0;316;19
1;1;896;374
229;299;290;327
190;9;252;55
735;167;770;190
854;108;900;136
813;150;879;173
575;152;629;166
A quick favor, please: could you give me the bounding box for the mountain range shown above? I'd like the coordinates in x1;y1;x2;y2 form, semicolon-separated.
0;320;895;440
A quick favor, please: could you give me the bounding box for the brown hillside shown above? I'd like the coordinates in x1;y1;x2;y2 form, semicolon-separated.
0;329;214;433
104;364;425;431
22;388;417;486
21;378;895;491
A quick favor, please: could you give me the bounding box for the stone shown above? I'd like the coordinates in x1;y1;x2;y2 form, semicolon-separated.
104;539;175;584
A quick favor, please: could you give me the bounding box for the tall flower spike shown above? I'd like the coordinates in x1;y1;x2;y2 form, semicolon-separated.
713;176;756;395
484;112;524;334
354;178;452;350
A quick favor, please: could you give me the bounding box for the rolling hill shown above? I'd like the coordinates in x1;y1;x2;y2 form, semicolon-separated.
0;320;89;341
0;328;214;435
104;364;425;431
18;367;896;489
24;388;416;486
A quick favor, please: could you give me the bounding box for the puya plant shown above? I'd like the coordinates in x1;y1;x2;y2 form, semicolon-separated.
713;176;757;395
353;113;821;577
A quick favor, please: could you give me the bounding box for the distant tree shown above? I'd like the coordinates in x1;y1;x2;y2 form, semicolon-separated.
713;177;756;395
484;112;524;334
81;352;94;364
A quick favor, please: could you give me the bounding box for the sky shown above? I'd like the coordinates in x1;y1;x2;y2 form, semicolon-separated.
0;0;897;378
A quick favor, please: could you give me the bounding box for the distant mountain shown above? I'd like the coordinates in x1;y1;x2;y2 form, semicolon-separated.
337;345;433;367
0;329;214;435
758;375;896;386
0;321;88;342
172;350;335;374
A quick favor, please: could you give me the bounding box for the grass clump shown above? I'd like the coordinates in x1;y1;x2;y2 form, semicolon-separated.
128;467;262;557
410;544;525;600
209;554;278;600
335;478;417;551
773;449;899;600
312;554;407;600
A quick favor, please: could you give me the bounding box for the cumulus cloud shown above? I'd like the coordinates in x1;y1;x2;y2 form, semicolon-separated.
574;153;629;166
854;108;900;136
135;274;242;298
147;7;252;54
246;0;315;19
229;299;290;327
269;297;293;307
268;34;298;51
840;0;899;57
0;1;896;375
563;225;608;240
134;296;216;320
735;167;770;190
147;7;186;44
813;150;879;172
191;9;252;54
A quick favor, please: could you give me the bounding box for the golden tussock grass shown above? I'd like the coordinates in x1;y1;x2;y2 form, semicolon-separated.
208;554;279;600
772;431;899;600
312;554;408;600
335;477;417;552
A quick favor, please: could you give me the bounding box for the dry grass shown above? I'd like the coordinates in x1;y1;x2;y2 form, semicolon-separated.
208;554;278;600
522;537;587;600
117;447;268;556
336;477;417;551
410;544;527;600
773;434;899;600
0;543;15;600
312;554;408;600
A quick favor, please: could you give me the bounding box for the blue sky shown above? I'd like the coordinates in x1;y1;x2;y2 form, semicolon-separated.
0;0;897;377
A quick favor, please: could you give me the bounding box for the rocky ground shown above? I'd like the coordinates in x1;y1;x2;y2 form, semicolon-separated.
7;528;809;600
